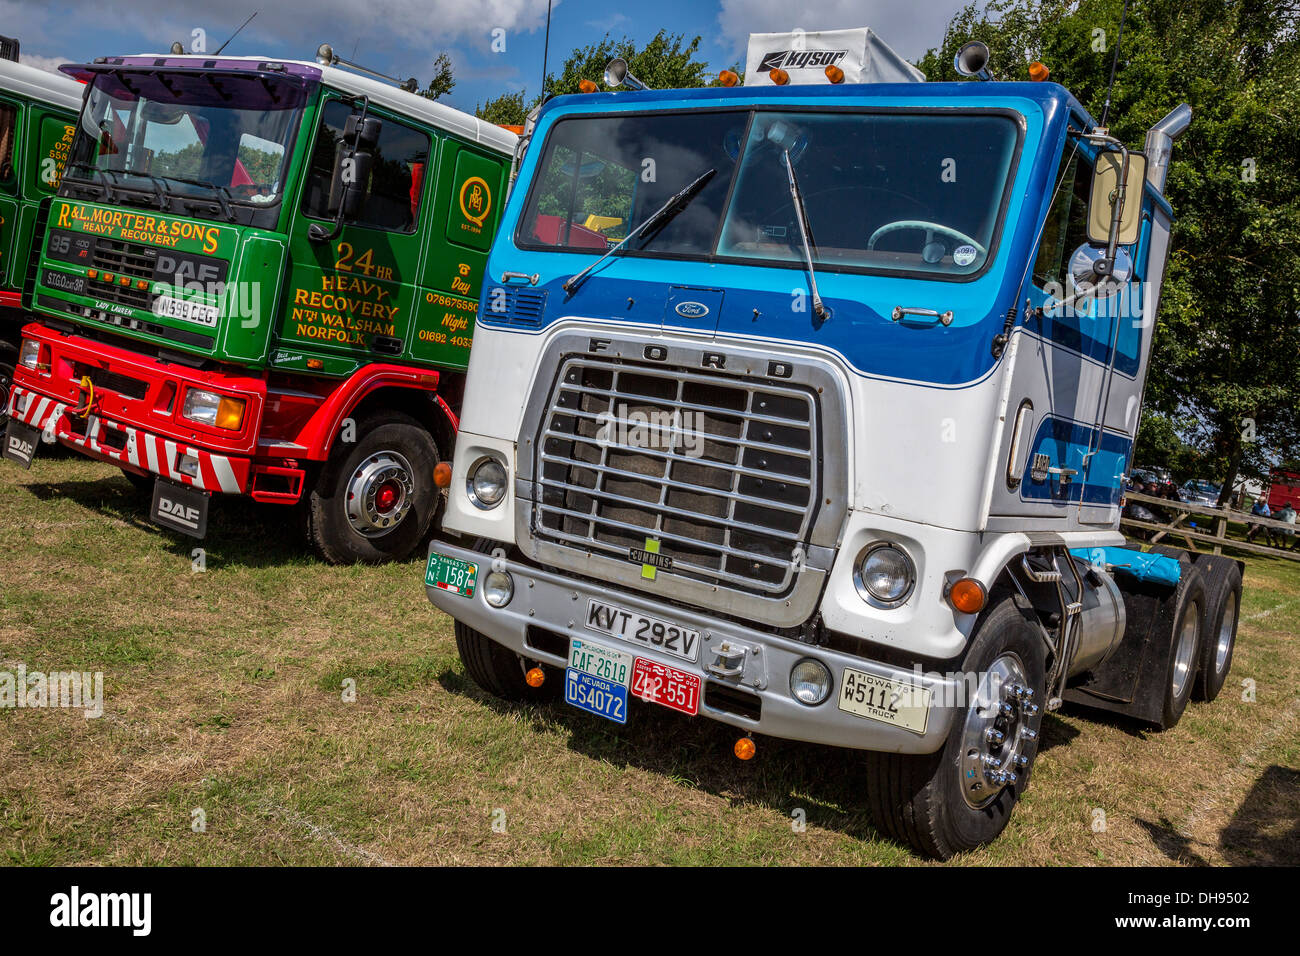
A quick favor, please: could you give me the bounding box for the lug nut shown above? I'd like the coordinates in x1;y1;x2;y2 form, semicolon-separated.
1023;703;1040;716
1014;754;1030;767
999;701;1015;717
985;729;1005;744
1022;728;1038;741
982;755;1002;768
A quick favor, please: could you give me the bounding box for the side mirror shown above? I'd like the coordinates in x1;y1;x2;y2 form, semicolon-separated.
1087;150;1147;247
339;149;373;219
344;113;382;152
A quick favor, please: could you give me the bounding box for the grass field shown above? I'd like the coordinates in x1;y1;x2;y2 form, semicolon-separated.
1;454;1297;866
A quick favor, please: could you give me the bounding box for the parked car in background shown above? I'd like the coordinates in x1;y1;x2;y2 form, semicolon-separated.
1181;479;1222;506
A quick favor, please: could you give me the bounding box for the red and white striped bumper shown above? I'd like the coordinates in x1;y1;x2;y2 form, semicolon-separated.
8;384;249;494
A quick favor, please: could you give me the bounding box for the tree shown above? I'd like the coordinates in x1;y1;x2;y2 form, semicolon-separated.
921;0;1300;507
420;52;456;102
539;30;715;101
475;89;528;127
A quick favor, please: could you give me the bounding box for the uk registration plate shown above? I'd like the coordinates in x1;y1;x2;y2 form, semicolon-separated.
631;657;700;716
584;599;699;662
565;637;631;724
838;667;931;735
425;552;478;598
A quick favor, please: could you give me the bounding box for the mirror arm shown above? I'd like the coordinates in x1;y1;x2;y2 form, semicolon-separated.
308;95;372;244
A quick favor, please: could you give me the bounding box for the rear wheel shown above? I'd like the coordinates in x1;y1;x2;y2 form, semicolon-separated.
0;354;14;431
865;594;1046;859
1160;562;1205;728
304;411;440;564
454;621;561;703
1191;556;1242;703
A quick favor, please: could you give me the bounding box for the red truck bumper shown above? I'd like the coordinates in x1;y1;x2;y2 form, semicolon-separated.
8;324;261;494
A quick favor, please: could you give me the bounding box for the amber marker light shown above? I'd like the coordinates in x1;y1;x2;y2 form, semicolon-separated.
525;667;546;688
769;68;790;86
433;462;453;488
949;577;987;615
825;64;845;84
578;79;598;93
718;69;739;87
734;737;756;760
1028;61;1050;82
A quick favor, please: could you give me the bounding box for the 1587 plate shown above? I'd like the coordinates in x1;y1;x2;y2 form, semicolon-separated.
425;552;478;598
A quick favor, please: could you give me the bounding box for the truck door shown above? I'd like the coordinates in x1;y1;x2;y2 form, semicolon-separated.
280;97;432;368
0;97;20;294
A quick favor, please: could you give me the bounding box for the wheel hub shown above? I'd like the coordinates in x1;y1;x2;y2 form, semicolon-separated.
960;653;1041;809
344;450;415;538
1215;594;1237;675
1171;605;1200;699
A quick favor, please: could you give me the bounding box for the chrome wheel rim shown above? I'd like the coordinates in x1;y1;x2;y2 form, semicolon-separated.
1215;593;1238;675
344;450;415;538
960;653;1040;810
1171;602;1201;699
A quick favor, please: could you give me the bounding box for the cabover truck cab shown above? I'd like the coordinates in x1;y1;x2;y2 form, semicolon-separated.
4;50;514;562
0;53;83;431
424;30;1243;857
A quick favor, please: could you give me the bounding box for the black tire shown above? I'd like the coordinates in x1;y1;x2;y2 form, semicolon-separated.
1159;561;1205;729
304;411;440;564
454;620;561;703
0;351;15;431
865;594;1047;859
1191;556;1242;703
120;468;155;499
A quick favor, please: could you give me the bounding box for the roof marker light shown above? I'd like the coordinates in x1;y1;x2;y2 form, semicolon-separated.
769;68;790;86
825;64;844;84
718;70;739;87
1029;61;1050;82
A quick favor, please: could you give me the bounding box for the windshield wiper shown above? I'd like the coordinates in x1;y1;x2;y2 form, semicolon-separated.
564;166;717;293
162;175;238;222
63;161;118;202
783;150;830;322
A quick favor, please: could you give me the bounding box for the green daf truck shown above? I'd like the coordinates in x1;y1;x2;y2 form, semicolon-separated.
0;43;84;429
4;47;515;562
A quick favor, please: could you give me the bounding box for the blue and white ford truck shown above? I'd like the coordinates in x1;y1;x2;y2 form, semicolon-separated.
423;29;1243;858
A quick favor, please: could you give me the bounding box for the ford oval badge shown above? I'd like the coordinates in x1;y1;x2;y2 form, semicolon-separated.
675;300;710;319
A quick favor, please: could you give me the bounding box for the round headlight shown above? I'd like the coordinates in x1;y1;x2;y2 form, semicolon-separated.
854;544;916;607
483;570;514;608
468;458;508;509
790;658;832;706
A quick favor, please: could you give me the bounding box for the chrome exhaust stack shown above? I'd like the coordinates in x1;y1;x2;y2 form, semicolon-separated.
1144;102;1192;193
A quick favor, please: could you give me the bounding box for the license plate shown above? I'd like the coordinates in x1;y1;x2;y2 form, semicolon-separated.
584;599;699;662
151;479;209;538
565;669;628;724
631;657;700;716
838;667;931;734
568;637;632;686
3;420;40;469
425;551;478;598
152;294;219;328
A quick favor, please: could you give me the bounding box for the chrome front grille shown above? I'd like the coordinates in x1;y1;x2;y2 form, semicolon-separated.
534;355;820;596
89;238;156;309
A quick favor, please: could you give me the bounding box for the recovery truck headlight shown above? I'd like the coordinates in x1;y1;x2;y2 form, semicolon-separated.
182;388;246;431
790;658;832;705
19;339;43;371
854;543;916;608
467;456;508;509
483;570;515;608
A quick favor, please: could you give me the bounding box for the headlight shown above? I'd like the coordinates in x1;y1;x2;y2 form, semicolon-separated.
483;570;514;608
19;340;41;370
181;389;245;430
790;658;832;705
854;543;916;607
467;457;508;509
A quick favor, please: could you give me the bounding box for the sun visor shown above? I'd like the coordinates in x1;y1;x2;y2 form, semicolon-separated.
743;28;925;86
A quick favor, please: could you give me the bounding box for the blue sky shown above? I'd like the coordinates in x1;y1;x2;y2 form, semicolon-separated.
4;0;977;115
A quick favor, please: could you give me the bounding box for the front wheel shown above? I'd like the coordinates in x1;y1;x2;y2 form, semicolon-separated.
304;411;440;564
0;356;14;431
866;594;1046;859
454;621;561;703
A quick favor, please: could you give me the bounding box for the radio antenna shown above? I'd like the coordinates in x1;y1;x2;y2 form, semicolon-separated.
1098;0;1129;128
540;0;553;97
213;11;259;56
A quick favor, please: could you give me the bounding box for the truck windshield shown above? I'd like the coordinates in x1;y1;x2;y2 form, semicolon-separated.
65;69;306;221
520;108;1020;278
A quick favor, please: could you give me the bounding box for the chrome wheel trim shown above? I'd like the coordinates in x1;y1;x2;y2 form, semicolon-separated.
1215;592;1238;675
1171;601;1201;699
344;450;415;538
960;652;1039;810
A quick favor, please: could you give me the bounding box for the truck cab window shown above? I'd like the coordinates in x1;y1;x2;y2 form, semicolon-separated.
0;104;16;184
302;100;431;233
1032;140;1093;293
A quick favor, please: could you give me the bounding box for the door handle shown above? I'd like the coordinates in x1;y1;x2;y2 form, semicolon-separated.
891;306;954;326
500;271;539;286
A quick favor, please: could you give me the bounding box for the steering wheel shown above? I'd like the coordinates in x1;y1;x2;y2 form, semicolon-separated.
867;220;985;264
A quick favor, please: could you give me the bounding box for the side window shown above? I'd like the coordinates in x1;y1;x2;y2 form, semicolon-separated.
302;100;431;234
524;144;637;249
1032;141;1094;293
0;103;17;188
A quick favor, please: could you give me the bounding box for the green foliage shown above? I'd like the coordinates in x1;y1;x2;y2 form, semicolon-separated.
419;52;456;102
923;0;1300;504
474;90;528;127
541;30;713;99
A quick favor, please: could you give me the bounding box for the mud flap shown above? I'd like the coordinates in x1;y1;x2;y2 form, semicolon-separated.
2;420;40;468
151;479;210;538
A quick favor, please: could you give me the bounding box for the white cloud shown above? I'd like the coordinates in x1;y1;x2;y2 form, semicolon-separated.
716;0;976;63
18;53;73;76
